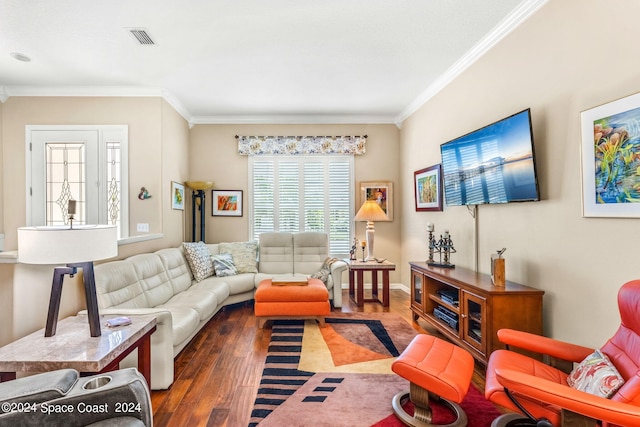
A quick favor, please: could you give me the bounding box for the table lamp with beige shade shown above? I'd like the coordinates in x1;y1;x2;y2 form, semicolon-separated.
354;200;388;261
18;223;118;337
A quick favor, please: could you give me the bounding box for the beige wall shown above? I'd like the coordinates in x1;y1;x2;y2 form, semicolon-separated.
189;123;402;283
400;0;640;347
0;97;189;343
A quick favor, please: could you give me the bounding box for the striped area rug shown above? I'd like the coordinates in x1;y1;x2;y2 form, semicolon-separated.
248;313;419;427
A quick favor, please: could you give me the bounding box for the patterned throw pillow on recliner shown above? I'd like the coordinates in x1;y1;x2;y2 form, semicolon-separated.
567;349;625;398
183;242;214;282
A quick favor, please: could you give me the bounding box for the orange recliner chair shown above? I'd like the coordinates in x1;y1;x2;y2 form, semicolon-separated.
485;279;640;427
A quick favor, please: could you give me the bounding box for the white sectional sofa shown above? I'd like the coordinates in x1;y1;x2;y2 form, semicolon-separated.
89;232;347;390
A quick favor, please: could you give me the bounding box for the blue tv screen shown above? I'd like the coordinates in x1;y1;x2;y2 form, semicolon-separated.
440;109;540;206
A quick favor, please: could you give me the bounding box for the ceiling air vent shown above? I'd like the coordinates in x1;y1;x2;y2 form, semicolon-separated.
127;28;155;45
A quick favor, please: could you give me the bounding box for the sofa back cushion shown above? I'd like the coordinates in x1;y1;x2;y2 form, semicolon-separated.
219;241;258;273
293;232;329;275
94;260;149;309
128;253;174;307
156;248;193;294
258;232;294;274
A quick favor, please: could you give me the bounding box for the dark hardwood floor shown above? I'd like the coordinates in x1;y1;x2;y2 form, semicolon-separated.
150;289;489;427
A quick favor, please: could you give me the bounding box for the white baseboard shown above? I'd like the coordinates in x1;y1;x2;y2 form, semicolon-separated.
340;282;409;294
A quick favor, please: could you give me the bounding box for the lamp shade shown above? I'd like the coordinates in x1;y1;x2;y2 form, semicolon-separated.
18;225;118;264
185;181;214;191
354;200;388;222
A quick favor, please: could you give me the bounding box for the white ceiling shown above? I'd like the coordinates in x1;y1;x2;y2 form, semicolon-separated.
0;0;545;125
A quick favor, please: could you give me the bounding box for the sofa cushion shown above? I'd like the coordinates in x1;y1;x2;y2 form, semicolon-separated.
211;253;237;277
152;305;200;346
258;232;294;274
156;248;192;294
293;232;329;274
94;261;149;309
219;241;258;273
183;242;214;282
128;253;174;307
160;289;219;321
194;275;247;298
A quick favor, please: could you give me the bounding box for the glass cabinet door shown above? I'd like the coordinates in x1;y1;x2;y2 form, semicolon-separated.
462;292;486;355
411;270;423;310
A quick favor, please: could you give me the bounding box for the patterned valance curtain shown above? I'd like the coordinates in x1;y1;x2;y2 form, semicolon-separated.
236;135;366;155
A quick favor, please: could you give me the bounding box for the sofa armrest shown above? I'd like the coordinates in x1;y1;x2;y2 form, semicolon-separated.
330;260;348;308
78;308;175;390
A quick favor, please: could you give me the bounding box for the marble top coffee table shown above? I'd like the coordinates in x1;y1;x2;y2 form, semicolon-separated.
0;314;156;387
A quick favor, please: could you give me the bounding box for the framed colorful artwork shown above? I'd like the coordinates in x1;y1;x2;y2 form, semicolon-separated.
581;92;640;217
212;190;243;217
414;164;443;211
359;181;393;221
171;181;185;210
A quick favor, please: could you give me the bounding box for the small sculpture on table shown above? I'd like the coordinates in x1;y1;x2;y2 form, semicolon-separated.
427;225;456;268
350;237;359;261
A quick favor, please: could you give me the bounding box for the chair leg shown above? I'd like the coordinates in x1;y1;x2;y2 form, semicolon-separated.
391;382;468;427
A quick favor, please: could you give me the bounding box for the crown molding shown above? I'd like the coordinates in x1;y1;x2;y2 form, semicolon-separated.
1;0;548;129
395;0;549;125
189;114;396;126
0;85;396;125
0;85;193;123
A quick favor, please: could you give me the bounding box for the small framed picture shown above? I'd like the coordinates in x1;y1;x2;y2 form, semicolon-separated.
171;181;185;210
359;181;393;221
414;164;443;211
581;91;640;217
212;190;243;216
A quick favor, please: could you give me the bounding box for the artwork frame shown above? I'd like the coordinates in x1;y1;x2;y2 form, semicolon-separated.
359;181;393;221
212;190;243;217
171;181;185;210
414;164;443;212
581;92;640;218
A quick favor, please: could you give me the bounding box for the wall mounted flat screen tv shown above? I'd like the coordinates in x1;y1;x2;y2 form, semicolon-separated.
440;109;540;206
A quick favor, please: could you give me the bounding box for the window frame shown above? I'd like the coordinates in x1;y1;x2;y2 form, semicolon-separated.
248;154;354;257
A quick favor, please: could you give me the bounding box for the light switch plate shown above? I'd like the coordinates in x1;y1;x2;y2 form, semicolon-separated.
137;223;149;233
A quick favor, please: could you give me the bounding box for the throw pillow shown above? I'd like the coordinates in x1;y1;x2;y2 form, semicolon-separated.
219;241;258;274
211;253;238;277
567;349;625;398
310;257;338;284
183;242;214;282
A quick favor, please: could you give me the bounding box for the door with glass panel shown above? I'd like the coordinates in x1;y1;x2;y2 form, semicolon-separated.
27;127;127;237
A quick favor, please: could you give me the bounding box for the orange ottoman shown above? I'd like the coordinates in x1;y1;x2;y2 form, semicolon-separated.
391;334;474;427
254;278;330;327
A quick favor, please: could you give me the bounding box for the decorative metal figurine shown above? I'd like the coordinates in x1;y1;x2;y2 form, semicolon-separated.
350;237;358;261
427;223;435;264
427;226;456;268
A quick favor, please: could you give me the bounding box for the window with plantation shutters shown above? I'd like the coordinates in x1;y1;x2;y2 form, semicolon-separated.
249;155;353;256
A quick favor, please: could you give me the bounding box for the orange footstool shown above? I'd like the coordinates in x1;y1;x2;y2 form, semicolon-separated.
391;334;474;427
254;278;330;327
